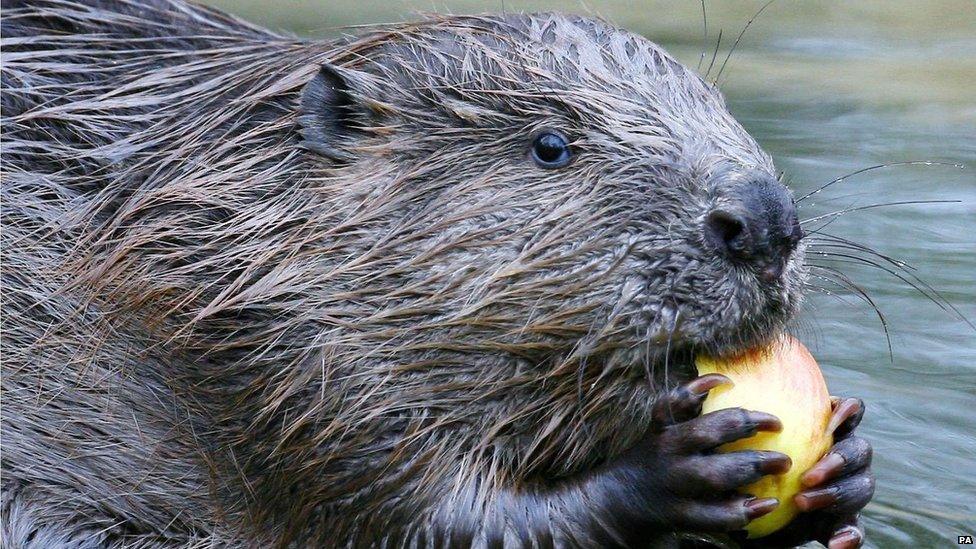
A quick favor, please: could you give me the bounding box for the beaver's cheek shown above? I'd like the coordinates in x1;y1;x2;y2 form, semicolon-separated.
776;249;809;309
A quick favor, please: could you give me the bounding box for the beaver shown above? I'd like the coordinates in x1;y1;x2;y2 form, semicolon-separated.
0;1;874;547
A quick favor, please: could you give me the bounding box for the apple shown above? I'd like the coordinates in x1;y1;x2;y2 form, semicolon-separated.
695;334;832;538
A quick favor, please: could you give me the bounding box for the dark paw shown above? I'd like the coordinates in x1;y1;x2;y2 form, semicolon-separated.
796;435;873;516
608;375;789;533
796;398;873;546
743;397;874;549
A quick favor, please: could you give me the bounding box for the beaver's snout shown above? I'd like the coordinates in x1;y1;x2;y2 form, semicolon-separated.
704;177;802;282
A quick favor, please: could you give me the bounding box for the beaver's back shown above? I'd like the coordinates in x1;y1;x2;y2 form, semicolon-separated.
2;0;280;176
1;2;291;546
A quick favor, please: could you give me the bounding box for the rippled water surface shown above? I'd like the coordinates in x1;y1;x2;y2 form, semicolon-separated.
209;2;975;545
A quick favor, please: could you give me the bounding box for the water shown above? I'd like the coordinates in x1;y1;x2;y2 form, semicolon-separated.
209;2;976;546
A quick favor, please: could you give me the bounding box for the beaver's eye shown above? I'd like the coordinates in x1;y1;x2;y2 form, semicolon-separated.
530;131;572;169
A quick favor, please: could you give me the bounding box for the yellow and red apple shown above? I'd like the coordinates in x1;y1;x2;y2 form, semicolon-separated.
696;335;832;538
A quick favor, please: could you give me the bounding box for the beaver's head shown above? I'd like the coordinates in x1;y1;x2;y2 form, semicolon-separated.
298;12;804;390
282;12;809;486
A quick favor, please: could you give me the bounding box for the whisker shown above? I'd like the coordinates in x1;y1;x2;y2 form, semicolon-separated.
575;299;617;405
801;200;960;227
643;315;655;393
801;197;859;237
704;28;723;82
662;305;680;396
697;0;708;72
802;191;876;205
796;161;963;204
804;276;863;308
806;233;917;271
807;248;974;330
714;0;776;86
807;264;893;361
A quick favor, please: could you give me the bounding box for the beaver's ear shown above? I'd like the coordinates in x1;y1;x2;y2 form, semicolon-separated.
299;64;376;162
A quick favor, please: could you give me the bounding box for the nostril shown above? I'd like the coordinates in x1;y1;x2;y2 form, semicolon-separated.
705;210;749;257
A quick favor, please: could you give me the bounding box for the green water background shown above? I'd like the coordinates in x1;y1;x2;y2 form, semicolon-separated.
203;1;976;545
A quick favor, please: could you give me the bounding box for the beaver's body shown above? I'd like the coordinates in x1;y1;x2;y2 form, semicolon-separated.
2;1;873;547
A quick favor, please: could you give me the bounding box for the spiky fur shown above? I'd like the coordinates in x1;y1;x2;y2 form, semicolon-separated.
1;1;805;546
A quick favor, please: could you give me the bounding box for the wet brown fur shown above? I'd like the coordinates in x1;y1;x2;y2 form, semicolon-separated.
1;1;806;546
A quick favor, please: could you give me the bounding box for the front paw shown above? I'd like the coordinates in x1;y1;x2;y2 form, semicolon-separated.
604;375;790;534
796;397;874;548
745;397;875;549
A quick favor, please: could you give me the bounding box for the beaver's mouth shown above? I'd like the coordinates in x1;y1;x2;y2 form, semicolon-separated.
652;303;790;362
634;299;799;385
614;327;782;393
660;346;699;381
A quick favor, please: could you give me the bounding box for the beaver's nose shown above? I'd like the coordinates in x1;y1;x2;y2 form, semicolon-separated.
704;178;802;282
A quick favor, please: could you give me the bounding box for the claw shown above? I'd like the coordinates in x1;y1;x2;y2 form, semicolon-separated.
827;398;862;435
744;497;779;521
668;409;782;453
794;485;838;512
751;412;784;433
686;373;734;396
757;452;793;475
802;436;872;488
652;374;734;429
795;472;874;515
828;526;863;549
801;452;845;487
